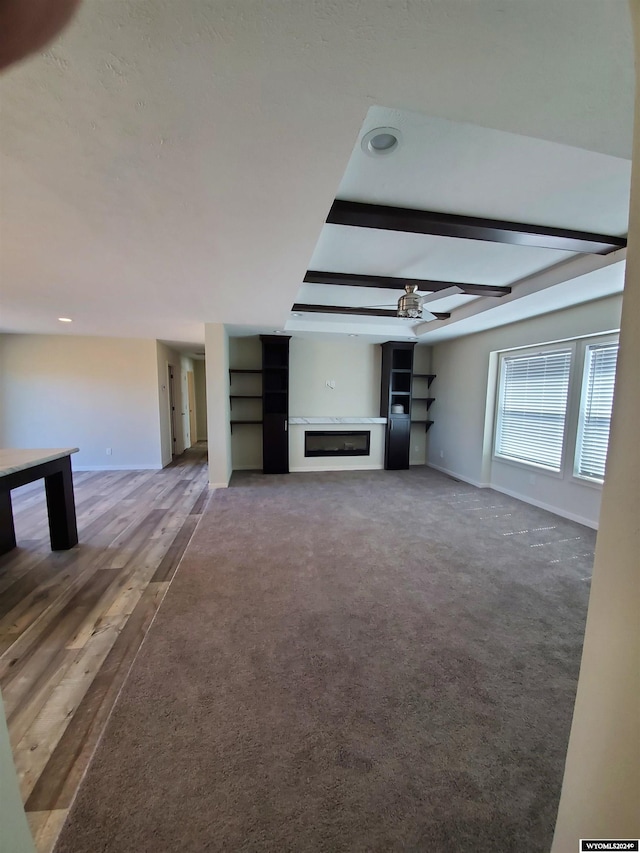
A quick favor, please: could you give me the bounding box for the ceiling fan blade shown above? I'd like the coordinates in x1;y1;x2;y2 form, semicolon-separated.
291;303;451;320
417;285;464;306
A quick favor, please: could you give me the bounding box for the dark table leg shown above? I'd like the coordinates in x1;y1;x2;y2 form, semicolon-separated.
0;489;17;556
44;456;78;550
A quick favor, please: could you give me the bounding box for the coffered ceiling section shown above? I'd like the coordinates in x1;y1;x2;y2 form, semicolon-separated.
286;107;630;341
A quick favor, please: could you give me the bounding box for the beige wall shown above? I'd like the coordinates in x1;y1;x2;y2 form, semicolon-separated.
0;334;163;470
428;295;623;527
205;323;232;487
551;2;640;842
193;360;207;441
289;338;381;418
0;692;35;853
228;336;262;471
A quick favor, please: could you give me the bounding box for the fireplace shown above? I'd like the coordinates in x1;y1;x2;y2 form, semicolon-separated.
305;430;370;457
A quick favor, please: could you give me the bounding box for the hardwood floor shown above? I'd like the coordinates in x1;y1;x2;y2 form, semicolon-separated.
0;444;210;853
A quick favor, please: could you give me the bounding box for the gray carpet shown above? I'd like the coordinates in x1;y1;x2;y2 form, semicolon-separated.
55;467;594;853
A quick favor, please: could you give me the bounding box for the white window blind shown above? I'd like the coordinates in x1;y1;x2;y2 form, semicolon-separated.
495;349;572;471
575;342;619;481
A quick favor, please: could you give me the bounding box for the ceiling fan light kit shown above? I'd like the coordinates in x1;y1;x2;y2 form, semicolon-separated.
397;284;423;319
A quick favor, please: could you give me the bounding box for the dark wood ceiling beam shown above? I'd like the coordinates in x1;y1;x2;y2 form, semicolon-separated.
291;303;450;320
326;200;627;255
304;270;511;297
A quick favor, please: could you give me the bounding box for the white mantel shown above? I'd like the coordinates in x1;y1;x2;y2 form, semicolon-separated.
289;417;386;424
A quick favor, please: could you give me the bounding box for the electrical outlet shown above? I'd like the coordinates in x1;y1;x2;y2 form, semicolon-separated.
439;449;444;459
106;448;112;456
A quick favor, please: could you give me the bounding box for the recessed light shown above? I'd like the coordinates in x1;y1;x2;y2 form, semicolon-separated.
273;330;283;334
361;126;402;157
349;334;358;337
58;317;73;323
292;313;301;318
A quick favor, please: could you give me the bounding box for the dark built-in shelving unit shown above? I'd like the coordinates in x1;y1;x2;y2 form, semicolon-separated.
228;339;291;474
380;344;436;469
380;342;414;470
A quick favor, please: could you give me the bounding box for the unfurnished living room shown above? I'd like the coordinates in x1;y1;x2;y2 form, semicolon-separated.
0;2;638;852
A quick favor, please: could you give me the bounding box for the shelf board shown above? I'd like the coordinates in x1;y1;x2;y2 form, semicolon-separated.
390;390;411;396
229;368;262;374
413;373;436;388
230;420;263;425
391;368;412;374
411;419;434;431
412;397;435;407
229;395;262;399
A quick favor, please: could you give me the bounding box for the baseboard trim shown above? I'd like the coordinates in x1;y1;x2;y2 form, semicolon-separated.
489;483;598;529
427;462;598;528
290;464;384;473
426;462;489;489
73;464;162;471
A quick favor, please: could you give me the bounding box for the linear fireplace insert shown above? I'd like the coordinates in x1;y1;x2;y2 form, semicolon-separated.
304;430;370;457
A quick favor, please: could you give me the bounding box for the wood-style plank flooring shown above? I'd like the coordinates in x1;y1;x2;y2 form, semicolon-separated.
0;444;210;853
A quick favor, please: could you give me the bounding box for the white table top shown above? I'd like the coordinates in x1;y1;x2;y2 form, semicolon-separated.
0;448;79;478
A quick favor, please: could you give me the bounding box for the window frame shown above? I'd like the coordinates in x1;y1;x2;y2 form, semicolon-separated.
572;336;619;485
493;343;575;476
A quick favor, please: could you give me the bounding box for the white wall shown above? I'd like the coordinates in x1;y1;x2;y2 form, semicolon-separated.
193;360;208;441
552;3;640;839
0;692;35;853
428;295;623;527
205;323;232;488
289;338;381;418
0;334;163;470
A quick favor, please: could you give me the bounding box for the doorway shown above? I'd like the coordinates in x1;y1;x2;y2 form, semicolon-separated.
168;365;177;457
187;371;197;448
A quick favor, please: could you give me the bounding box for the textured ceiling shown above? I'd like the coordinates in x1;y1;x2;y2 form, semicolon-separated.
0;0;634;345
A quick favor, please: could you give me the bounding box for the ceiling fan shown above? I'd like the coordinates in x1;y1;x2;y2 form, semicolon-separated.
364;284;464;320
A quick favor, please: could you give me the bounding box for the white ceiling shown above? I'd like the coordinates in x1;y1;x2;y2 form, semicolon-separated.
0;0;634;348
288;106;631;340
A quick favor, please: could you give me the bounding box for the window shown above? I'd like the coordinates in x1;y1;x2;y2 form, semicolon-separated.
495;348;572;472
574;342;619;482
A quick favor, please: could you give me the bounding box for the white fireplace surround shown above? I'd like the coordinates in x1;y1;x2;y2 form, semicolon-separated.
288;418;386;472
